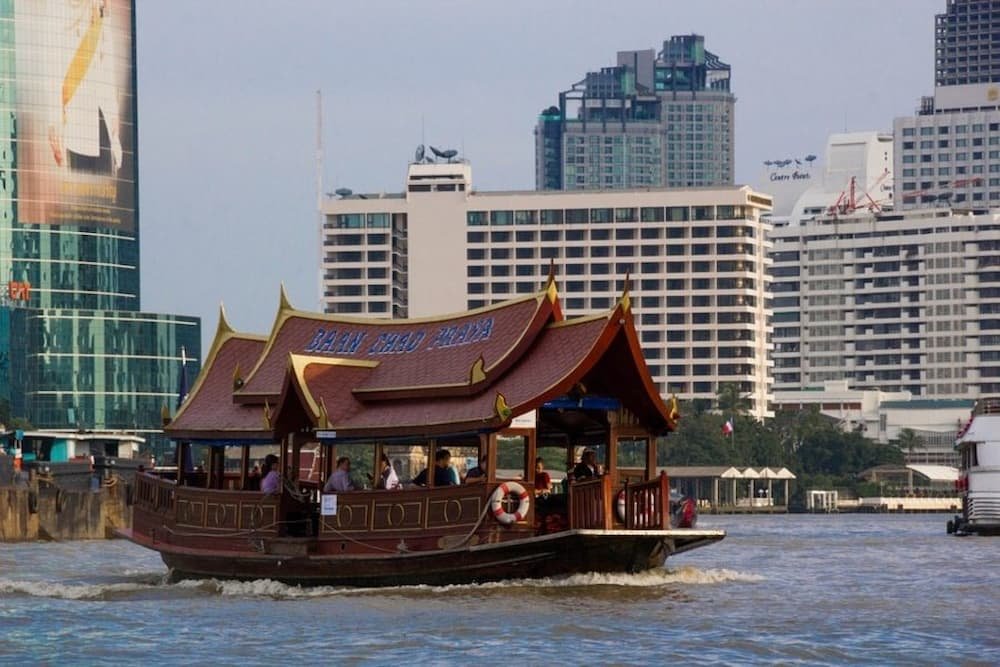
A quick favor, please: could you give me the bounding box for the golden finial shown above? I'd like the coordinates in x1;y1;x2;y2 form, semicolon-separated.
668;393;680;422
619;272;632;313
494;392;512;421
263;400;273;430
469;355;487;384
278;282;294;312
318;397;331;429
544;260;559;303
232;362;244;390
160;403;171;426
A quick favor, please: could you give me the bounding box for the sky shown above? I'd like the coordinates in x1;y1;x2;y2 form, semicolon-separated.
135;0;943;353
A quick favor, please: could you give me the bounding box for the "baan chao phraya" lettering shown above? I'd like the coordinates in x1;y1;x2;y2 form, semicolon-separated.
304;317;494;357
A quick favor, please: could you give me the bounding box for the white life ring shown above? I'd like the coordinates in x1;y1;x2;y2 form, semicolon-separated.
490;482;530;525
616;489;654;526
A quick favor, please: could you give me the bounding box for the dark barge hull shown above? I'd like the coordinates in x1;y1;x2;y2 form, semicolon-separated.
121;528;725;587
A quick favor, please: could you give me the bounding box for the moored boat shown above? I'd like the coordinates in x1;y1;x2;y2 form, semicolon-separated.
120;277;724;584
949;398;1000;535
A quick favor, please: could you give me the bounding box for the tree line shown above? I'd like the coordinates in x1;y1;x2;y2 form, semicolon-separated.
662;384;904;502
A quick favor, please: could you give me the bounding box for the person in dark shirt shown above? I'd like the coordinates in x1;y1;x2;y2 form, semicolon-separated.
573;449;599;480
534;457;552;496
412;449;457;487
465;455;488;483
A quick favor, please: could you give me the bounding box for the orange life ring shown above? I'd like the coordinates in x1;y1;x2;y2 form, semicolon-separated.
490;482;530;525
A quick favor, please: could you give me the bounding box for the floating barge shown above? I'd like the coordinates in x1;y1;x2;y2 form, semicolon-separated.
120;279;724;585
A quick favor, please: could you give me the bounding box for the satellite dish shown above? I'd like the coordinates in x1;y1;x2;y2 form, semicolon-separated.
430;146;459;161
415;145;425;162
334;187;352;197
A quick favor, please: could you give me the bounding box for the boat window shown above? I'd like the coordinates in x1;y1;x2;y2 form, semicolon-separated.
336;442;377;489
536;445;569;493
617;438;648;469
496;435;527;480
382;444;423;485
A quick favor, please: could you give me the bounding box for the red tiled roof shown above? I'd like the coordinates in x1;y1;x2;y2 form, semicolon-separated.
166;314;271;440
167;286;673;441
236;293;555;403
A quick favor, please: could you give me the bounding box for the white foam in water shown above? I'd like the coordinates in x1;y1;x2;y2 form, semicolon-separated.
0;577;157;601
0;566;762;602
168;566;764;600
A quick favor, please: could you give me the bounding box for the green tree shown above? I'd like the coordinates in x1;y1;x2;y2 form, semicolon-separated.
896;428;925;462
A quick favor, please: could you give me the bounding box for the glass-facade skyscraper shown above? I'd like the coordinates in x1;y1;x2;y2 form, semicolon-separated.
535;34;735;191
0;0;200;453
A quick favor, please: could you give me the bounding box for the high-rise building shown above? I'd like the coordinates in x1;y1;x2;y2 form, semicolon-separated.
322;160;774;418
895;0;1000;209
935;0;1000;87
769;131;1000;400
0;1;200;452
535;35;734;191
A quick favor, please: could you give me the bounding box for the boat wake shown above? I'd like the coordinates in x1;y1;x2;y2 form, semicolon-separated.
0;566;762;601
0;572;168;601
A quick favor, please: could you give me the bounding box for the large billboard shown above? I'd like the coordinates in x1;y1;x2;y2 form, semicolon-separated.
14;0;135;232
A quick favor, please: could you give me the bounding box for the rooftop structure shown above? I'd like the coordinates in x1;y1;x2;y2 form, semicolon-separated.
535;34;734;191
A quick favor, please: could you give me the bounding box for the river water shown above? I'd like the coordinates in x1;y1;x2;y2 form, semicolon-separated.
0;514;997;665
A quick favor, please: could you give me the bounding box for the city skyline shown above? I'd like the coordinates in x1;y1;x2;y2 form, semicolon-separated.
136;0;941;343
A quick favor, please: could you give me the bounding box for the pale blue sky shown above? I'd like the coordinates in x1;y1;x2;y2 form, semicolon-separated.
136;0;942;351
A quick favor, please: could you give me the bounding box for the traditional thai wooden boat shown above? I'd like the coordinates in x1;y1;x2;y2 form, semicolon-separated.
120;278;724;586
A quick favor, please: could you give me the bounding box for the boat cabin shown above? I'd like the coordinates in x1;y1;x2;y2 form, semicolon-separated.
127;277;697;580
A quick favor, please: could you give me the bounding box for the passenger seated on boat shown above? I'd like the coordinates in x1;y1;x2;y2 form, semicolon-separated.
323;457;355;493
412;449;457;487
534;457;552;496
465;456;488;483
573;449;599;480
374;453;400;490
261;455;280;495
246;464;261;491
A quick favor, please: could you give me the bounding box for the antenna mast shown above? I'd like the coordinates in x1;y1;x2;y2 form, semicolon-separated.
316;89;324;310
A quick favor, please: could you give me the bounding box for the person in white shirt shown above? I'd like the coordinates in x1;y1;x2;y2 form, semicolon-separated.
323;457;355;493
376;454;400;490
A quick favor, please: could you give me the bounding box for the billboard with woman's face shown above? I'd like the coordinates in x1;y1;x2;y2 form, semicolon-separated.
14;0;135;232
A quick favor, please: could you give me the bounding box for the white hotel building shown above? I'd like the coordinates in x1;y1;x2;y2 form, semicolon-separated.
321;162;775;418
770;132;1000;399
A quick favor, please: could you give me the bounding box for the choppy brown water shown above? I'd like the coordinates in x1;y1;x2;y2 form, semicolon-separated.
1;514;997;664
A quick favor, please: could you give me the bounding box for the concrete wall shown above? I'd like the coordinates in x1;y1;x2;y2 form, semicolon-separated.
0;481;131;542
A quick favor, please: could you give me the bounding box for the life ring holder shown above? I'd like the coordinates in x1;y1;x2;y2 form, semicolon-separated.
489;482;530;525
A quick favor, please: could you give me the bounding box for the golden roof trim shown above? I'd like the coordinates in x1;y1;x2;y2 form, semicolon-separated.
169;304;267;426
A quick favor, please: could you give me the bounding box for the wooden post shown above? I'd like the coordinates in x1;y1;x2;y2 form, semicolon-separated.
240;444;250;490
600;474;613;530
485;433;497;484
427;439;437;488
658;471;670;529
645;434;657;481
525;429;536;485
175;441;184;485
606;412;619;487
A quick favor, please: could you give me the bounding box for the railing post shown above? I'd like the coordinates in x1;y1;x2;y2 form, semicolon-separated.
601;475;613;530
623;480;631;530
659;471;670;529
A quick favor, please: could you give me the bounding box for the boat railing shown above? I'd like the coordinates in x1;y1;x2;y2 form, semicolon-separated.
134;472;176;517
568;475;613;530
974;397;1000;416
317;482;509;537
623;472;671;530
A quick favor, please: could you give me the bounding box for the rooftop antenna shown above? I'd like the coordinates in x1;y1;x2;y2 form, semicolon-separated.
316;89;324;310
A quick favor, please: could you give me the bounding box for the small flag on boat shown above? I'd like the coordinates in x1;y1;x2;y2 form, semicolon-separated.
722;419;734;436
177;346;189;410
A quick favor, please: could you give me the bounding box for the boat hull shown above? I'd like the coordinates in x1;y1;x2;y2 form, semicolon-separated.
120;528;724;587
